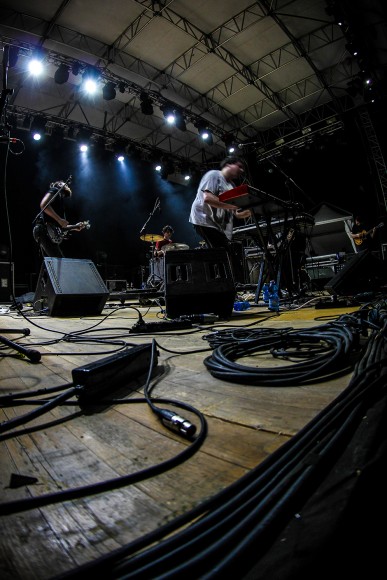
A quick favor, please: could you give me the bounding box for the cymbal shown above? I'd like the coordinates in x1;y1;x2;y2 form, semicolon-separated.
164;243;190;251
140;233;163;242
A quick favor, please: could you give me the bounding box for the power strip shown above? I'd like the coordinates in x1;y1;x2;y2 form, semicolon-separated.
73;344;157;406
130;320;193;333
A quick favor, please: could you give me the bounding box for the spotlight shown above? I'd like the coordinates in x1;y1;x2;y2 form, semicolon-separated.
82;66;100;94
113;139;127;160
222;133;236;153
103;81;116;101
28;57;44;76
76;126;92;150
30;116;46;140
161;104;176;125
195;121;213;145
140;92;154;115
155;156;174;179
54;63;70;84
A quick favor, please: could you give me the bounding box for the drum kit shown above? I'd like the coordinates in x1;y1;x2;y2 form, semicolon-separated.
140;234;189;288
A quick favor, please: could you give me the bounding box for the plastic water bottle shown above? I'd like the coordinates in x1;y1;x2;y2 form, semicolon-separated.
262;283;270;302
268;281;279;312
233;300;250;311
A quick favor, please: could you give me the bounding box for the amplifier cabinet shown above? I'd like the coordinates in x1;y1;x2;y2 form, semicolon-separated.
34;258;109;316
164;249;235;319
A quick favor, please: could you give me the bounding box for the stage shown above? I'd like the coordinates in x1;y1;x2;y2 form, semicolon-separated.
1;284;387;579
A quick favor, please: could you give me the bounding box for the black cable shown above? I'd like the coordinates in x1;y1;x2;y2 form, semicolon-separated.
203;320;360;385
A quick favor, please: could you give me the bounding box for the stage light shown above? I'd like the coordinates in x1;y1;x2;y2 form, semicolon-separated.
82;66;100;94
161;105;176;125
140;92;154;115
28;57;44;76
103;81;116;101
30;116;46;140
54;63;70;84
76;127;92;150
195;121;213;145
113;139;127;161
222;133;236;153
155;156;174;180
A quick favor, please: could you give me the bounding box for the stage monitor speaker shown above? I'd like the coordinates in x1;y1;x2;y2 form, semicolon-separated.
164;248;235;319
324;251;387;296
34;258;109;316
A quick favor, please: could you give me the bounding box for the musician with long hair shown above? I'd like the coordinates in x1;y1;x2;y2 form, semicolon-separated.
33;179;86;258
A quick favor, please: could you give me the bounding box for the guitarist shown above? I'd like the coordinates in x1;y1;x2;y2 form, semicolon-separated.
349;215;376;252
33;179;85;258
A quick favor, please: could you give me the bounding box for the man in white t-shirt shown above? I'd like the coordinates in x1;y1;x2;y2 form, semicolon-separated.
189;156;251;281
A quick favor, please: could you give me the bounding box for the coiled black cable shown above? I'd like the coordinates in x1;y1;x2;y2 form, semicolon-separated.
203;320;360;385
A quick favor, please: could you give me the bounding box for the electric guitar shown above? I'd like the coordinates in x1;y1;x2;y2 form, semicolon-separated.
354;222;383;246
46;220;91;244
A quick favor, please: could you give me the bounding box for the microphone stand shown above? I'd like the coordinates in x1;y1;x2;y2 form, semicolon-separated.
266;159;311;296
139;198;162;289
0;45;41;362
139;197;160;236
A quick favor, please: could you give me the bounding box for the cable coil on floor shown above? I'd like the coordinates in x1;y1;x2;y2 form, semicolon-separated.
203;317;362;386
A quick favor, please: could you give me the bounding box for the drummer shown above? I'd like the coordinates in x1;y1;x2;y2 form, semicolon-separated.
154;225;174;257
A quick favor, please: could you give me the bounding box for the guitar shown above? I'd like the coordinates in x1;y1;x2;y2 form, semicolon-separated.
354;222;383;246
46;221;91;244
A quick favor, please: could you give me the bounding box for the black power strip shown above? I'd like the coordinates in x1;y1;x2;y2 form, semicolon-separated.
73;344;157;406
130;320;193;333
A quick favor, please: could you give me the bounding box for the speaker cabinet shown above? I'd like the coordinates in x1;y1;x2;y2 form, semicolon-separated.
324;251;387;296
164;248;235;319
34;258;109;316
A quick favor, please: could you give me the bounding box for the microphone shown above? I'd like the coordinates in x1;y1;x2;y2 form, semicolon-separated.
0;136;18;143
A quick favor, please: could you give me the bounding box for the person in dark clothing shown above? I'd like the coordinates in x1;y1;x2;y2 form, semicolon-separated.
349;215;377;252
33;180;87;258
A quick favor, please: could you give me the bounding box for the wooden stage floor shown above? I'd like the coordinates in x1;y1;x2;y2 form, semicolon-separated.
0;291;385;579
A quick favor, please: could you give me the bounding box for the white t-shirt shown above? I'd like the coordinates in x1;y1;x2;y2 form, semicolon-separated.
189;169;235;240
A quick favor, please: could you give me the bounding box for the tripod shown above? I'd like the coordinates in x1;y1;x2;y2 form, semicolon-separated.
146;243;164;289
